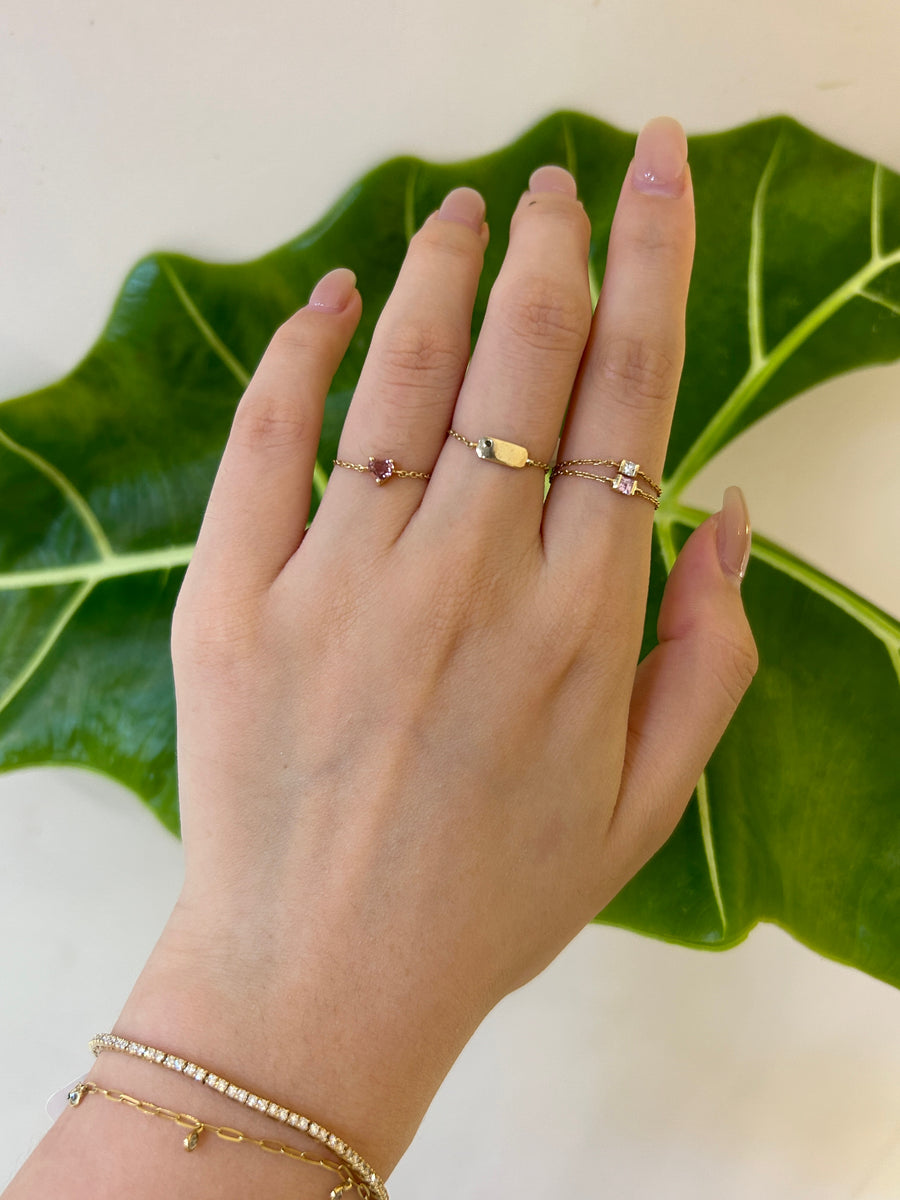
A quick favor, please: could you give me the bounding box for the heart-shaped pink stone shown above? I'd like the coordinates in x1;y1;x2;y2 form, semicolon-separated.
368;458;395;484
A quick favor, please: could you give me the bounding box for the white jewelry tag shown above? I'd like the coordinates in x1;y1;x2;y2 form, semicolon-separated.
46;1073;88;1122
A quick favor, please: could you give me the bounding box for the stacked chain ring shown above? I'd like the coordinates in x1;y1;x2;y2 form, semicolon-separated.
446;428;549;471
551;457;662;508
333;456;431;486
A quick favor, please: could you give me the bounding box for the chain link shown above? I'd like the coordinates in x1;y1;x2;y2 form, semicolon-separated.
68;1082;369;1198
332;458;430;481
446;428;550;471
550;466;661;508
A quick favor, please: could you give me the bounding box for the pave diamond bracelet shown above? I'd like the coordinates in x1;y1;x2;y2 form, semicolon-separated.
90;1033;389;1200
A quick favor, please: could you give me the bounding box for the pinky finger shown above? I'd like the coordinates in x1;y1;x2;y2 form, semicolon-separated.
604;489;757;880
187;269;362;596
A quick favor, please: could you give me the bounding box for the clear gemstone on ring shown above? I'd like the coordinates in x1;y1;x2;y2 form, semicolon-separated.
619;459;639;477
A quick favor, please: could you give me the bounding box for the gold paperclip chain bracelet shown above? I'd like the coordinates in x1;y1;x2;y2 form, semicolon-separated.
66;1082;364;1198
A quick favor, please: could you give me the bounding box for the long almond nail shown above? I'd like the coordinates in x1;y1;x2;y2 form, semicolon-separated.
717;486;752;582
632;116;688;197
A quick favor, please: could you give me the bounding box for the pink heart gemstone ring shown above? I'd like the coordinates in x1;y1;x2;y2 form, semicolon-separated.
333;456;432;486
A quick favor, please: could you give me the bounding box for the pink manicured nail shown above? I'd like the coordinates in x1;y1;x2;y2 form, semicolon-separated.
438;187;486;231
717;486;752;581
308;267;357;312
528;164;577;196
632;117;688;197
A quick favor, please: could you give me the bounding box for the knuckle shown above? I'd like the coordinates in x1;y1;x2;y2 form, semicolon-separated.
413;218;482;263
708;623;759;709
230;388;312;454
595;334;681;408
513;193;592;240
627;212;677;256
496;275;591;355
270;311;316;357
171;585;262;678
377;320;463;394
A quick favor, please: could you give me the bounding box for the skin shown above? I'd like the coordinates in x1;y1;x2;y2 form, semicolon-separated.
4;117;757;1198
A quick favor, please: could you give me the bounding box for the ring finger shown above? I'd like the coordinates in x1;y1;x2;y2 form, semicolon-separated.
544;117;695;566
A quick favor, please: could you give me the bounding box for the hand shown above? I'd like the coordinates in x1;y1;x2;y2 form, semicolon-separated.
111;116;755;1184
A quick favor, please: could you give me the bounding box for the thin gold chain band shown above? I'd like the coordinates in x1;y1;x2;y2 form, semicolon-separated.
90;1033;387;1200
551;456;662;508
555;457;661;493
446;428;550;471
333;456;430;485
67;1081;361;1199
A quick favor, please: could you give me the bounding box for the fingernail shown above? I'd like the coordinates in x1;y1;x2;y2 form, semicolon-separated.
438;186;486;232
308;267;357;312
528;164;577;196
717;486;752;582
632;117;688;197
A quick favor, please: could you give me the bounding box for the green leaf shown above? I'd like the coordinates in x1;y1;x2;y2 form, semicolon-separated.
2;112;898;987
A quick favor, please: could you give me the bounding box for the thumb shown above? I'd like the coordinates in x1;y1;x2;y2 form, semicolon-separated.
605;486;758;874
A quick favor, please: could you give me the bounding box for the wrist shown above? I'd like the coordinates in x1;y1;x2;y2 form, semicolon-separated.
112;892;482;1179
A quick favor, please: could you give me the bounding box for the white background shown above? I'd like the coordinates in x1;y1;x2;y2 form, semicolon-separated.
2;1;899;1196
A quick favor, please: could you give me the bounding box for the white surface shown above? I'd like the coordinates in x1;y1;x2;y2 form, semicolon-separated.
2;0;899;1195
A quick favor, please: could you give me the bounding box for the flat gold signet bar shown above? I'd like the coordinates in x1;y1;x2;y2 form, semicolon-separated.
475;436;529;469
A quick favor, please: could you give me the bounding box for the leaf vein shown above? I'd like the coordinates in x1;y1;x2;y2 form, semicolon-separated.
0;579;95;717
871;162;884;261
668;246;900;495
697;770;727;932
0;422;113;560
0;545;194;592
748;129;786;367
561;115;577;178
662;504;900;648
861;287;900;318
160;260;251;388
160;259;331;501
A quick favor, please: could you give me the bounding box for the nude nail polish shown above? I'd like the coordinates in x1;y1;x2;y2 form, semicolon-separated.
632;117;688;197
717;486;752;581
308;267;357;312
528;165;578;196
438;187;486;231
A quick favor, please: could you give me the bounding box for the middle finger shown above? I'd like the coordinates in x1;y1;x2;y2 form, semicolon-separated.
423;166;593;539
